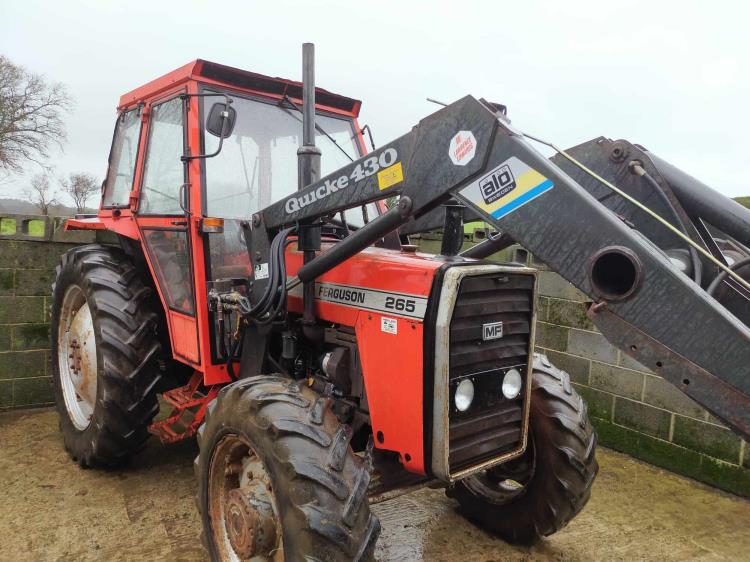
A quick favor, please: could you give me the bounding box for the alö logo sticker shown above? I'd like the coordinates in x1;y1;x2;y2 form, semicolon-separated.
449;131;476;166
479;164;516;205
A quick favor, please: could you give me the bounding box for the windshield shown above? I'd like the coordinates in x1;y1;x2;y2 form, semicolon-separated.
202;91;372;225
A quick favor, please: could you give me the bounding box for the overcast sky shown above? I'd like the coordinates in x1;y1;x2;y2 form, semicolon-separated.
1;0;749;205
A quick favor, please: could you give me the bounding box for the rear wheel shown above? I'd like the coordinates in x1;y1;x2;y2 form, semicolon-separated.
196;376;380;561
50;244;162;467
448;353;598;544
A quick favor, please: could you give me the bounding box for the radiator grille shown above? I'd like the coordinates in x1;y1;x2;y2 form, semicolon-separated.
447;272;533;471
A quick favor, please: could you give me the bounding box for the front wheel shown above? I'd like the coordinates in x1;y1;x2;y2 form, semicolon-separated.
448;353;598;544
195;376;380;561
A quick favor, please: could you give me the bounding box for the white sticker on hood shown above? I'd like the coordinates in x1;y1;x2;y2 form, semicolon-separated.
449;131;477;166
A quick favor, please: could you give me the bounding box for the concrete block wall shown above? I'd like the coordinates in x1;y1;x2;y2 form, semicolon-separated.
0;214;114;410
413;232;749;497
534;267;749;497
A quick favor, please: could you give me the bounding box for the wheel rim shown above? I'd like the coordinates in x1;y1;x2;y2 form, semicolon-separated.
462;434;537;504
57;285;98;431
208;433;283;561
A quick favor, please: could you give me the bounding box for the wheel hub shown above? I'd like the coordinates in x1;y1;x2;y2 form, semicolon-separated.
209;435;281;560
58;285;98;430
69;339;82;373
225;489;261;558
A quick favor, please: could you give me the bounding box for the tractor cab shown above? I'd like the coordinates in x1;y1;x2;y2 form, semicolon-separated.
77;60;376;384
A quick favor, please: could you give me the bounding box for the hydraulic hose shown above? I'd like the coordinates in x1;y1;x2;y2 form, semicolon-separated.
225;331;242;379
459;232;516;259
629;162;702;285
238;227;296;324
707;256;750;297
294;197;413;285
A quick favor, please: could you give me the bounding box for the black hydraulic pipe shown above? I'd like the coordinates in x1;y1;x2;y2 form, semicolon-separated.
297;197;413;283
399;205;483;235
649;153;750;250
440;202;465;256
459;232;516;259
707;257;750;297
630;161;703;285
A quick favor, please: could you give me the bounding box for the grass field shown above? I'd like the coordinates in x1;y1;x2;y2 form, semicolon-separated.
463;220;489;233
0;218;46;236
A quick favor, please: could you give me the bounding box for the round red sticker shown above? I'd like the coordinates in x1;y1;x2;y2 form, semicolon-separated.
449;131;477;166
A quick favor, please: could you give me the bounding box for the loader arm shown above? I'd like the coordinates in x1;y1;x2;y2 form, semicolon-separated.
258;95;750;439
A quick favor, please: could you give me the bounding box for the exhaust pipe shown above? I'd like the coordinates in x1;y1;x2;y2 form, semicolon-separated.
297;43;321;191
297;43;323;336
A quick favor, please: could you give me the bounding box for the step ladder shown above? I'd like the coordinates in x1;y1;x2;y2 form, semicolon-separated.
148;371;220;444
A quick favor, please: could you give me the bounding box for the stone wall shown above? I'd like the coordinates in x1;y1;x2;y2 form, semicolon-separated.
415;231;749;497
0;214;113;410
535;268;749;497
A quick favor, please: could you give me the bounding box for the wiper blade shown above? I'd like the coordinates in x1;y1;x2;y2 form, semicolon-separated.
279;95;354;162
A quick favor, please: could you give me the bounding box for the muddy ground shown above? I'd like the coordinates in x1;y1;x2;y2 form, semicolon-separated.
1;408;748;561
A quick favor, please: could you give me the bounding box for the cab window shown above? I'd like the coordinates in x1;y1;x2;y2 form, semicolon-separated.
102;109;141;207
202;93;362;220
142;229;195;314
201;91;374;283
139;97;186;215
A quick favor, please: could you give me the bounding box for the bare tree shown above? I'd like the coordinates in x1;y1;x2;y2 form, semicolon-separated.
0;56;73;173
23;173;57;215
59;172;99;213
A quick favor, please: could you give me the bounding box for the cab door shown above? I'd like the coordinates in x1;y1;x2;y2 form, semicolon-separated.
135;93;201;365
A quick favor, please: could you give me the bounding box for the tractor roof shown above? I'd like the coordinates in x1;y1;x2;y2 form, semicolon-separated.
118;59;361;116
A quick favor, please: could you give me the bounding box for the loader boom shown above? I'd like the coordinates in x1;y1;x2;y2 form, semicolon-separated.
256;95;750;439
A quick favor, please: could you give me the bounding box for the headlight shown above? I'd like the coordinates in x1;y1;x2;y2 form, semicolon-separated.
502;368;523;399
454;379;475;412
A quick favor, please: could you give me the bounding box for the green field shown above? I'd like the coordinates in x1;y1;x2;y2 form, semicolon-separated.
0;218;45;236
463;220;489;234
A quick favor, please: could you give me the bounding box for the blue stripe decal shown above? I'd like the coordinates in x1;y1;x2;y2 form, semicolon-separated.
490;179;554;220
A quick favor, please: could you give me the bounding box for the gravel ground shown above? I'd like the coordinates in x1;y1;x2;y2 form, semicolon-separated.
1;408;748;561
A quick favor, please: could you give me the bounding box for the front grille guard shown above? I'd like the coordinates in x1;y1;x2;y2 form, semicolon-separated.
430;264;538;482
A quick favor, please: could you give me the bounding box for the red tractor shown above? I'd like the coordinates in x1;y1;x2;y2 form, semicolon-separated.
52;45;750;560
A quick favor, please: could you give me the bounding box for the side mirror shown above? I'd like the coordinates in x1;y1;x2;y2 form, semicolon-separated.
206;102;237;138
182;95;236;162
